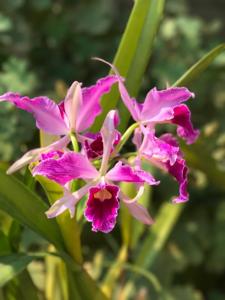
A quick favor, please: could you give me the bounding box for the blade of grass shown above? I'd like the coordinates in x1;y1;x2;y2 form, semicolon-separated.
173;43;225;87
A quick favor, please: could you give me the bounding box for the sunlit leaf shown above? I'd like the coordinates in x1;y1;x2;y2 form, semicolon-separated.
135;203;184;268
173;44;225;87
0;170;64;250
0;255;33;287
92;0;165;132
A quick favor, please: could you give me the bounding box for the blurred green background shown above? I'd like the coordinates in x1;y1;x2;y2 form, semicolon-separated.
0;0;225;299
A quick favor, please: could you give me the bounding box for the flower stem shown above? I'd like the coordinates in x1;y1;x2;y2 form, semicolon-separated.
112;122;139;156
70;132;79;152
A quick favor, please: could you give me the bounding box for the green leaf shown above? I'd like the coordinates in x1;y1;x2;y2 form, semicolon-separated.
0;231;11;255
0;255;33;287
67;267;109;300
173;44;225;87
120;183;152;249
36;175;83;264
135;202;184;269
0;170;64;250
92;0;165;132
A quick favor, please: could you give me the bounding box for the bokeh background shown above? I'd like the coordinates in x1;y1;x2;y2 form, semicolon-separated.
0;0;225;299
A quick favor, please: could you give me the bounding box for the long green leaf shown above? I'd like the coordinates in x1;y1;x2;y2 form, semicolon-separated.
67;267;109;300
36;175;83;264
0;255;33;287
92;0;165;132
173;43;225;87
0;170;64;250
135;203;184;268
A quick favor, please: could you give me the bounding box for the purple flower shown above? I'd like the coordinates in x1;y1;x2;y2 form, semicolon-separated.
0;75;120;173
81;131;121;159
96;58;199;144
33;110;158;233
84;184;120;233
94;59;199;204
170;104;200;144
136;129;189;203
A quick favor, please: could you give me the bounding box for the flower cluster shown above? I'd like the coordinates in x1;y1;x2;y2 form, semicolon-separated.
0;59;199;233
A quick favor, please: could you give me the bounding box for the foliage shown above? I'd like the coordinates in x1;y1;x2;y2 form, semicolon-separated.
0;0;225;299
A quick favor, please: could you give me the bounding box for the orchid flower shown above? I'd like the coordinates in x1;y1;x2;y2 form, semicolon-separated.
33;110;159;233
78;130;121;160
94;58;199;145
134;127;188;203
93;58;199;204
0;75;119;173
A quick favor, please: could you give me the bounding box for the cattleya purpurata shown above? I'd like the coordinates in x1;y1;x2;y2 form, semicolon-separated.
0;74;120;173
0;59;199;233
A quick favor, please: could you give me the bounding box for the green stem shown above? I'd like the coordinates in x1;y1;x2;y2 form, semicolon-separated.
112;122;139;156
70;133;79;152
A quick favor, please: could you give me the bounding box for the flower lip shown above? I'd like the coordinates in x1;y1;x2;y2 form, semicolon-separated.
84;184;120;233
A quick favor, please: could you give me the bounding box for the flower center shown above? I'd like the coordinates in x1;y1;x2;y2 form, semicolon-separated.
94;189;112;202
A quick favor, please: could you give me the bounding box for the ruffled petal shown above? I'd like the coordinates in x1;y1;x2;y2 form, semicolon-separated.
140;130;179;166
84;184;120;233
76;75;120;132
166;158;189;203
146;134;189;203
171;104;200;144
33;151;99;185
141;87;194;123
0;92;69;135
106;161;159;185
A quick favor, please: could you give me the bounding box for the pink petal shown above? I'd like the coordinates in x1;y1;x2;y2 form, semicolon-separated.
141;87;194;123
141;130;179;166
171;104;200;144
100;110;119;174
7;148;42;175
132;127;143;149
84;184;120;233
166;158;189;203
33;152;99;185
7;136;70;174
117;78;141;121
0;92;69;135
140;132;189;203
46;183;92;218
76;75;120;132
123;201;154;225
91;57;140;122
64;81;82;131
82;130;121;160
46;190;76;218
106;161;159;185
